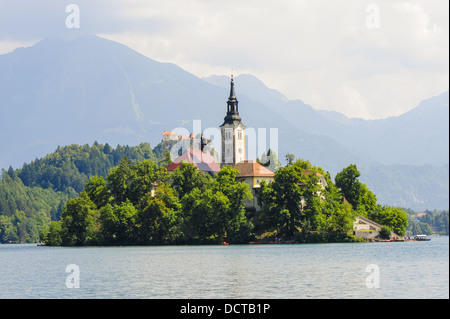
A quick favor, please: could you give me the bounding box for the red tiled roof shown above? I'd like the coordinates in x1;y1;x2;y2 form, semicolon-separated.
302;170;324;177
167;149;220;173
163;131;177;135
233;160;275;177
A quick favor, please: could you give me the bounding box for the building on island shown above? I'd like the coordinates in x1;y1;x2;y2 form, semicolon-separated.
353;216;382;240
220;75;246;168
162;130;178;142
167;148;220;176
165;75;277;210
166;75;245;175
233;160;275;211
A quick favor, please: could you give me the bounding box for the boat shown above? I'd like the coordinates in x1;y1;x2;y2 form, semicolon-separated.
414;235;431;241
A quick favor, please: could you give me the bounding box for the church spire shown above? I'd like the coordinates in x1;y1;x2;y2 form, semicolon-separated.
219;74;246;168
222;75;241;125
229;74;236;100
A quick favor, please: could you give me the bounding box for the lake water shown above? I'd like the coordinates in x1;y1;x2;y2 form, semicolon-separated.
0;237;448;299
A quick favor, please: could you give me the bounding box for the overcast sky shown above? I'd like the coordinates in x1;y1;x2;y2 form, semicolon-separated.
0;0;448;119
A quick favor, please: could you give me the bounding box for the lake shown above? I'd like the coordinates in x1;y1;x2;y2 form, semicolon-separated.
0;237;448;299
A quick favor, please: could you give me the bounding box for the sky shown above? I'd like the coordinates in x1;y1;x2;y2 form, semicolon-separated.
0;0;448;119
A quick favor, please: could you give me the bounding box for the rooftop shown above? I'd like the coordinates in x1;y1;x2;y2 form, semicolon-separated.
163;131;177;136
233;160;275;177
167;149;220;174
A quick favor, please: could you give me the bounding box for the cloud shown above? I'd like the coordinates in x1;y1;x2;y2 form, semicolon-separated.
0;0;448;119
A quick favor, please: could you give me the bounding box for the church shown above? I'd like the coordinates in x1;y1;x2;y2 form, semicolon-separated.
167;75;275;211
219;75;246;167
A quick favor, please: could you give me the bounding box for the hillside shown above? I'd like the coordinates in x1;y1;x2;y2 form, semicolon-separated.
0;142;165;243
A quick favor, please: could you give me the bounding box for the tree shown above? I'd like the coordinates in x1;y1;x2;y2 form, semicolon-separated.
7;166;16;179
374;206;408;236
0;215;17;243
181;188;229;243
315;177;356;241
129;159;159;205
259;158;320;238
99;201;138;245
44;221;62;246
360;183;378;217
158;149;172;168
257;149;281;172
170;162;210;200
379;226;393;239
212;166;253;242
107;156;134;204
85;175;110;208
335;164;362;210
60;192;100;246
285;153;295;166
137;185;181;245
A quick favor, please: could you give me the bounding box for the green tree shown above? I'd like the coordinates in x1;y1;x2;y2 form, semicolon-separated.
335;164;362;210
44;221;62;246
0;215;17;243
360;183;378;217
285;153;295;166
129;159;159;205
182;188;229;243
379;226;393;239
316;178;356;242
158;149;173;168
60;192;100;246
107;157;134;204
259;158;321;238
137;184;182;245
375;206;408;236
212;166;253;242
99;201;138;245
85;175;110;208
257;149;281;172
170;162;210;200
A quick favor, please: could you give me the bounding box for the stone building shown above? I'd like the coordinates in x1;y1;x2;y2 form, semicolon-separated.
233;160;275;211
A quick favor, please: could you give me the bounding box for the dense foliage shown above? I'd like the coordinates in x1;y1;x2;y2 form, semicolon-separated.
257;156;408;242
40;152;411;246
0;142;162;243
42;158;254;245
0;169;68;243
3;142;440;245
404;209;449;236
18;142;157;194
417;210;449;235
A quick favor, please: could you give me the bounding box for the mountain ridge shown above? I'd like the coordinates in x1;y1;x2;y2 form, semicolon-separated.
0;34;448;210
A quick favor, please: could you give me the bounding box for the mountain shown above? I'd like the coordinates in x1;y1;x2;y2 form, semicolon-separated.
204;75;449;167
0;35;364;173
204;75;449;210
0;35;225;168
0;35;448;210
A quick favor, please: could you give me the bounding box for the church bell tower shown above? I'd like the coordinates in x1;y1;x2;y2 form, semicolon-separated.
220;75;246;167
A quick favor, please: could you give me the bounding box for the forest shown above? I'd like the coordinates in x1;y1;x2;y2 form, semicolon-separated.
0;142;158;243
1;141;444;245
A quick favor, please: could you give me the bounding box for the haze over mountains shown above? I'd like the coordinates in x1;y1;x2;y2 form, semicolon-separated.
0;35;448;210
